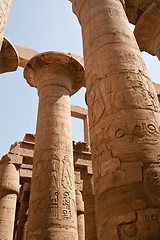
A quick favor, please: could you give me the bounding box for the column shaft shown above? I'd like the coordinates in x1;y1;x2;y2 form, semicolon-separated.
25;62;79;239
16;184;30;240
82;172;97;240
76;190;85;240
77;213;85;240
70;0;160;239
0;163;19;240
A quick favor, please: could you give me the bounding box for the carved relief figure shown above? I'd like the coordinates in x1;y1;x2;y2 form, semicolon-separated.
48;155;60;189
62;155;72;190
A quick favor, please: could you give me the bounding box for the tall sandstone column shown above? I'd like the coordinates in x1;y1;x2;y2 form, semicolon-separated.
0;162;19;240
24;52;84;240
0;0;13;50
15;183;30;240
81;168;97;240
69;0;160;239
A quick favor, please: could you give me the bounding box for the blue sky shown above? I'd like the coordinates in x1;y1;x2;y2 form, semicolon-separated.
0;0;160;158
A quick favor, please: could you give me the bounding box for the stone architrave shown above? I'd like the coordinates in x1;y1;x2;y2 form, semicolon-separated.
24;52;84;240
0;0;13;50
69;0;160;239
0;162;19;240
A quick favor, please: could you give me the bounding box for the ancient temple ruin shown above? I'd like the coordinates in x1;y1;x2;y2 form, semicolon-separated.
1;0;160;239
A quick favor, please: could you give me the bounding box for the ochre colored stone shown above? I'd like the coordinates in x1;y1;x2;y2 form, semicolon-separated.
69;0;160;239
0;0;13;50
0;163;19;240
24;52;84;239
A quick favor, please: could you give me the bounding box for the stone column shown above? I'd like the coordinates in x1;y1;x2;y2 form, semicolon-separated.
0;0;13;50
76;190;85;240
84;115;90;146
134;3;160;60
15;183;30;240
24;52;84;240
69;0;160;239
81;167;97;240
0;162;19;240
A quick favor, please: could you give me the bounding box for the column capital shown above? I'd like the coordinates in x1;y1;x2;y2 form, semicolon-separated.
134;3;160;60
0;162;19;196
24;51;85;95
0;37;19;74
69;0;125;20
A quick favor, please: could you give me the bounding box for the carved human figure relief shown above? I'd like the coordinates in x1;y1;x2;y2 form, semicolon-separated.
48;155;60;189
62;155;72;190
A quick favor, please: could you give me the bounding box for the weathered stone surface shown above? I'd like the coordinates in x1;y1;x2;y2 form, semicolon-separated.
0;162;19;240
134;3;160;60
76;190;85;240
125;0;160;24
77;213;85;240
23;52;84;239
69;0;160;239
118;208;160;239
81;168;97;240
0;0;13;50
15;183;30;240
0;37;18;74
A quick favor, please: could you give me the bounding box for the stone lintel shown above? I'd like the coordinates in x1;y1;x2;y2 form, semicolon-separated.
80;166;93;179
14;44;39;68
19;164;33;184
0;37;19;74
23;51;85;95
71;105;88;119
0;153;23;166
23;133;35;143
10;142;34;158
73;141;90;152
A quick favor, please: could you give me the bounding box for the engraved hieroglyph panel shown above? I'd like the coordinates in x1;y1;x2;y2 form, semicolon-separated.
0;0;13;49
118;208;160;239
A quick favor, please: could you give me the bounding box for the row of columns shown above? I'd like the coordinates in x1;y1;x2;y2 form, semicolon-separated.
1;0;160;239
0;138;97;240
70;0;160;239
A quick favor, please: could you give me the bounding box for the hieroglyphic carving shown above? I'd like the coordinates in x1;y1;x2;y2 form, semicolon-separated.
49;189;60;219
31;154;60;191
144;164;160;205
118;208;160;239
0;0;13;49
62;155;73;220
62;155;72;190
30;154;75;221
62;191;71;219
